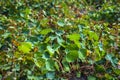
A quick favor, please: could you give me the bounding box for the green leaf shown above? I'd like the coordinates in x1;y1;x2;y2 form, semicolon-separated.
95;65;105;73
105;74;114;79
61;2;70;17
66;50;78;62
24;8;31;15
40;18;49;27
64;64;70;72
34;58;45;68
105;54;117;67
0;75;2;80
62;59;70;72
74;40;81;48
98;42;103;51
57;20;65;27
44;37;50;43
57;37;64;45
47;45;54;57
46;72;55;79
18;42;32;53
67;33;80;41
78;49;87;62
66;44;79;50
113;69;120;75
46;59;55;71
76;72;81;78
94;48;101;61
56;30;65;36
54;62;60;71
89;31;99;41
88;76;96;80
40;28;52;35
2;33;10;38
67;33;80;48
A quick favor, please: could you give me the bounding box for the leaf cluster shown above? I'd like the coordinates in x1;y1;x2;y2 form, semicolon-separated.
0;0;120;79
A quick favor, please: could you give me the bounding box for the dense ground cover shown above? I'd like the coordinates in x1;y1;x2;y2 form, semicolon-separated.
0;0;120;80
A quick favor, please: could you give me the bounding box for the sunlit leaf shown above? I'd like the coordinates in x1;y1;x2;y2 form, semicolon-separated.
67;33;80;48
18;42;32;53
47;45;54;57
67;33;80;41
89;31;99;41
40;28;52;35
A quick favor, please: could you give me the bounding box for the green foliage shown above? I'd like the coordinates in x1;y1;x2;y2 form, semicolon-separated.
78;49;87;62
88;76;96;80
18;42;32;53
66;50;78;62
0;0;120;79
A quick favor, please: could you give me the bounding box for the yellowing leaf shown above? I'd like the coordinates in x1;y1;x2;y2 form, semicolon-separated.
87;50;91;56
14;51;22;58
12;40;20;46
18;42;32;53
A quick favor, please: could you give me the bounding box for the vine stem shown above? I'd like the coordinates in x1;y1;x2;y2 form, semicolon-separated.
52;58;64;71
